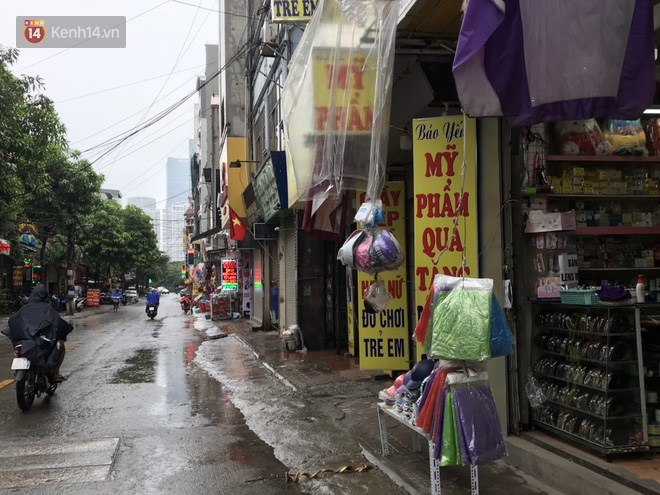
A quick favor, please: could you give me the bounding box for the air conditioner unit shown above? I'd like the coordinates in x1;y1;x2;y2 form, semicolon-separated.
261;22;279;44
253;222;278;240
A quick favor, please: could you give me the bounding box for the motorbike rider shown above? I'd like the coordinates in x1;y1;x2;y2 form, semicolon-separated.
145;288;160;314
110;288;122;308
180;294;191;314
7;284;73;382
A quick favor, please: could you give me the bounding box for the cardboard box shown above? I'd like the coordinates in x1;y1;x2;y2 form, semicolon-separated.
525;209;577;233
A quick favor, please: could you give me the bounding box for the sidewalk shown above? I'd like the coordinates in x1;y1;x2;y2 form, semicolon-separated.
195;317;643;495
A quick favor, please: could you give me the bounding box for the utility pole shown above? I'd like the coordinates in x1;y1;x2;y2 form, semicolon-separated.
65;221;75;316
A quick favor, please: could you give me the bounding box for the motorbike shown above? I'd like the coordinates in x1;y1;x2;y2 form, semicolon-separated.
2;322;60;411
180;297;191;314
111;296;121;312
74;296;86;313
50;294;66;312
147;303;158;320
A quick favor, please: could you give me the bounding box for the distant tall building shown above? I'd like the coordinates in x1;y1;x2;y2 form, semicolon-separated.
166;157;190;208
161;203;186;261
99;189;122;202
127;196;161;248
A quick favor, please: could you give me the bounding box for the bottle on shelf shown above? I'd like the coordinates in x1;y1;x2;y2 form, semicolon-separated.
637;274;645;303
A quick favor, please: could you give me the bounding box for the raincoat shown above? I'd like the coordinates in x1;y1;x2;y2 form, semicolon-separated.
145;290;160;307
2;285;73;370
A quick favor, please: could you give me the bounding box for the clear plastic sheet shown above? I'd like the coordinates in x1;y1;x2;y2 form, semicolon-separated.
281;0;398;203
431;276;493;361
554;119;610;156
603;119;648;156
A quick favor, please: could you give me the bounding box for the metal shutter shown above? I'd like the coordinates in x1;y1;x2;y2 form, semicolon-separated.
284;218;297;328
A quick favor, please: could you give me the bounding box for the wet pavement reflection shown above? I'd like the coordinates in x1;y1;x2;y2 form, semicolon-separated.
0;297;303;494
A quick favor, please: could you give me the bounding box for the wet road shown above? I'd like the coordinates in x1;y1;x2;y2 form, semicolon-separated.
0;297;302;494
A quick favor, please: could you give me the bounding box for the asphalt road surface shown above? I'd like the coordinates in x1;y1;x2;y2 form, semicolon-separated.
0;296;302;494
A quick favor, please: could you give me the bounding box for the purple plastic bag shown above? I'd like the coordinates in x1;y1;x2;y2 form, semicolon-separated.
452;384;508;465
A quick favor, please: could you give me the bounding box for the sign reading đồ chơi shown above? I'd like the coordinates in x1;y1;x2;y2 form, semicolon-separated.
357;182;409;370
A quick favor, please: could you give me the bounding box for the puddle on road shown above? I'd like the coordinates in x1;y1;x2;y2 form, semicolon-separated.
111;348;157;384
151;331;159;338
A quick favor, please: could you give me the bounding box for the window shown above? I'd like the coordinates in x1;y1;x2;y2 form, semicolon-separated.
267;84;280;151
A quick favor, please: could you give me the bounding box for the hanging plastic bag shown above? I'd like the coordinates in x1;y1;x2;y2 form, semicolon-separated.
431;276;493;361
337;226;404;275
363;280;391;313
525;370;546;409
448;371;508;465
440;390;463;466
489;294;514;358
281;0;399;204
193;263;208;286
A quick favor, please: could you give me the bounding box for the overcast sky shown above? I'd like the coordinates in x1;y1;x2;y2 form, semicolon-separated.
1;0;220;209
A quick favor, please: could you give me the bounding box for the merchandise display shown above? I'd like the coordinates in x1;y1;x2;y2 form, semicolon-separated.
603;119;648;157
529;304;648;457
546;164;660;197
554;119;611;156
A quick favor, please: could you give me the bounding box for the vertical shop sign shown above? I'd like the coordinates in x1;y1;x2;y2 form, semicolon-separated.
243;256;253;319
13;266;23;286
413;116;478;361
558;254;578;287
86;289;100;307
357;182;409;370
346;266;356;356
221;258;238;292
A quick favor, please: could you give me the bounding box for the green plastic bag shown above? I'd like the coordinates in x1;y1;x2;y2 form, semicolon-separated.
441;391;462;466
431;276;492;361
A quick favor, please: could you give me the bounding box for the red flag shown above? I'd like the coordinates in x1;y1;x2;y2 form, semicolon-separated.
229;206;247;241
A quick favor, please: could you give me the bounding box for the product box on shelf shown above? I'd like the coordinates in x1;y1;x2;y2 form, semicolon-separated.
525;210;577;233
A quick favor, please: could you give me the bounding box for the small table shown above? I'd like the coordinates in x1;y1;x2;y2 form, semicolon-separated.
377;403;479;495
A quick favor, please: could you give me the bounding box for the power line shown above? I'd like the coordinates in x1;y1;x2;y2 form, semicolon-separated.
55;64;205;104
171;0;258;18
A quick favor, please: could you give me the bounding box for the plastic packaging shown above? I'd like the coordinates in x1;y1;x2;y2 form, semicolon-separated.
431;276;493;361
193;263;208;286
554;119;610;156
489;294;514;358
603;119;648;156
645;119;660;156
525;371;546;409
280;0;398;204
337;226;404;275
363;280;391;313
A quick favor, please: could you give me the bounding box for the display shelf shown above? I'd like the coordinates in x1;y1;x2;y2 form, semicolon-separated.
569;227;660;235
547;194;660;200
540;398;642;421
578;267;660;272
545;155;660;163
533;301;660;310
537;350;636;366
531;418;649;457
535;373;640;394
538;326;635;338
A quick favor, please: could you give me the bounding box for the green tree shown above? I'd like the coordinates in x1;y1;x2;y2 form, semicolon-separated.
0;46;67;239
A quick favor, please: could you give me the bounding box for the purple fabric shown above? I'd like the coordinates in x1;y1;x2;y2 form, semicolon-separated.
452;385;508;465
453;0;655;126
416;369;438;421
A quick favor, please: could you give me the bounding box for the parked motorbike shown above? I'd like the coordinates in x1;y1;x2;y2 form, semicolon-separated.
2;322;60;411
180;297;191;315
147;303;158;320
74;296;86;313
50;294;66;312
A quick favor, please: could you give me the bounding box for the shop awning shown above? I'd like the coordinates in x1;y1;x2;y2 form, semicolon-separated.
453;0;655;125
190;226;223;243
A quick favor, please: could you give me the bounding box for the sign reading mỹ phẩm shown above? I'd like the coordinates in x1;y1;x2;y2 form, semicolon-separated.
413;116;478;361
